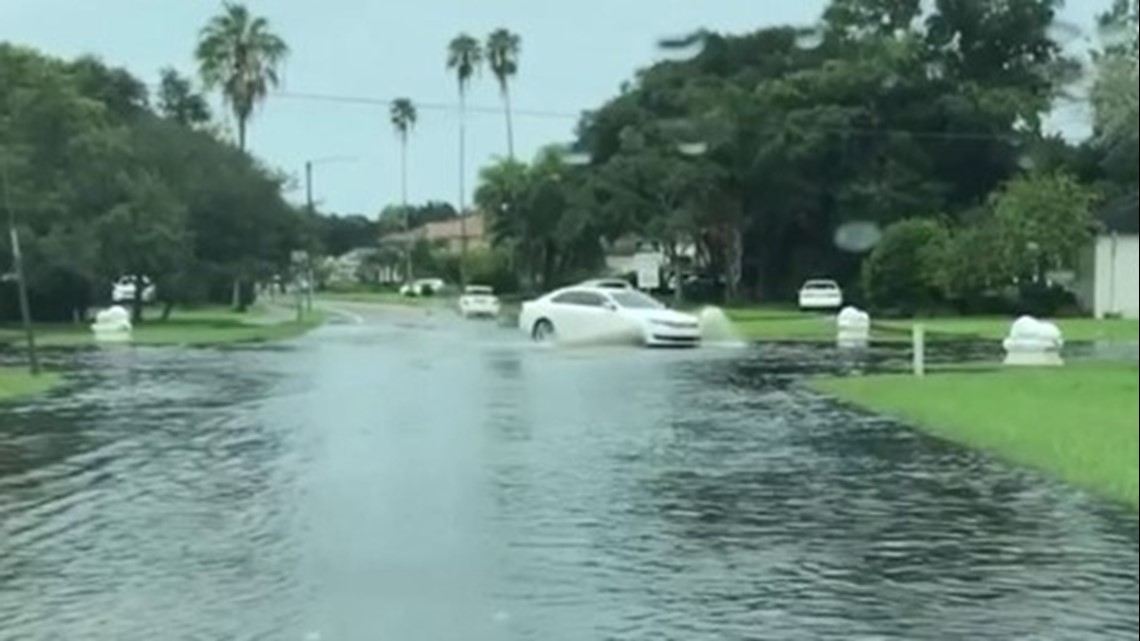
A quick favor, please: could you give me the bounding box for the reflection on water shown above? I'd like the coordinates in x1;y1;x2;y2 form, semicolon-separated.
2;323;1137;640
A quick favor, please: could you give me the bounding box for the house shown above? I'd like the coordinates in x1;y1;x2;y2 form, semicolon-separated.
325;247;379;286
423;214;487;254
603;236;697;277
378;214;487;255
1074;193;1139;319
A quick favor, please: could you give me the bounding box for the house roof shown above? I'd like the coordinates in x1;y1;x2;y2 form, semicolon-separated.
1100;192;1139;235
424;214;484;242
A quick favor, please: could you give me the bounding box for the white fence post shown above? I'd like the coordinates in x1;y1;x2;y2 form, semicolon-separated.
913;324;926;377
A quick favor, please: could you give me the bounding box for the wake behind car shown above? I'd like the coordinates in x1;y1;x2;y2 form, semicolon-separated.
518;286;700;348
458;285;501;318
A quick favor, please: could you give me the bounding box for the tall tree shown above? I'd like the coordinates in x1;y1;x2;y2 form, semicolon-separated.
195;2;289;152
390;97;418;280
1093;0;1139;186
447;33;483;264
487;29;522;159
157;68;212;128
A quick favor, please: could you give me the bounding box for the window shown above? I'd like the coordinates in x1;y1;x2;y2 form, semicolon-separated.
611;291;664;310
552;291;607;307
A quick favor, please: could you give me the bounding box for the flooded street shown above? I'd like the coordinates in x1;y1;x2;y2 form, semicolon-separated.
2;308;1137;640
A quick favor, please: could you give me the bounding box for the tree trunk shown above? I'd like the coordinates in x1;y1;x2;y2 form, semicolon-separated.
459;88;469;279
402;137;414;284
131;276;144;324
161;301;175;322
231;279;242;310
237;117;247;153
669;244;684;307
502;84;516;160
724;225;743;303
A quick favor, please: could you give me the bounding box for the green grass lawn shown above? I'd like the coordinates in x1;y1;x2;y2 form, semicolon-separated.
0;306;324;349
0;368;62;403
876;317;1139;343
724;306;1140;343
814;363;1140;509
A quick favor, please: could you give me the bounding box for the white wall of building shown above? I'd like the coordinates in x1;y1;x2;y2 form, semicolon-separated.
1093;234;1139;319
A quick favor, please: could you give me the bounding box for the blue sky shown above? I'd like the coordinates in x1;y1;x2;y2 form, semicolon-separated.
1;0;1110;216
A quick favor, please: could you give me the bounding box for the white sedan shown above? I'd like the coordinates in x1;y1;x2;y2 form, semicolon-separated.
798;279;843;311
518;286;700;348
458;285;501;318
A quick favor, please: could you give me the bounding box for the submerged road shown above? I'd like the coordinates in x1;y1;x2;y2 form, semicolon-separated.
1;305;1137;640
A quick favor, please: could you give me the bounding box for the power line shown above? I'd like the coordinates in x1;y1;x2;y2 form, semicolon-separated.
267;89;1084;144
271;90;585;121
143;80;1091;145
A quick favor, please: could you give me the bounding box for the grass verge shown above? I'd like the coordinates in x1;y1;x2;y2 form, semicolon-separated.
813;363;1140;509
0;368;62;403
0;306;325;349
724;307;1139;343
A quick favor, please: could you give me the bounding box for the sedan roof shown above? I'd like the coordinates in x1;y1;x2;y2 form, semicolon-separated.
576;279;633;290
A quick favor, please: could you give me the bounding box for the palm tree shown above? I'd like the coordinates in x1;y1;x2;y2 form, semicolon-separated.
487;29;521;159
390;98;418;282
446;33;483;264
195;2;289;152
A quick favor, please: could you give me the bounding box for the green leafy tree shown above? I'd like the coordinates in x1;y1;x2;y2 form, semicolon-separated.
2;46;307;323
861;219;949;315
991;171;1099;280
195;2;289;152
94;172;190;323
157;68;212;128
1093;0;1139;186
487;29;521;158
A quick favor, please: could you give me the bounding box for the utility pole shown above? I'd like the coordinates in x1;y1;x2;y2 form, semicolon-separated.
1;150;40;376
401;141;414;284
458;94;469;286
303;161;316;314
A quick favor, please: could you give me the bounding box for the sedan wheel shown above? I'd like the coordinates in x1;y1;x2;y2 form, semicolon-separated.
532;319;556;343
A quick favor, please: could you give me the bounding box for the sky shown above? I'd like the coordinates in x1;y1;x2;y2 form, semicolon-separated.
1;0;1112;217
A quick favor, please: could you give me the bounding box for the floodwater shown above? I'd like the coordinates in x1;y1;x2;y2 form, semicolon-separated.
2;307;1137;640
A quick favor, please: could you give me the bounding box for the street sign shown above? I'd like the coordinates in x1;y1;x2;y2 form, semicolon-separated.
633;252;660;291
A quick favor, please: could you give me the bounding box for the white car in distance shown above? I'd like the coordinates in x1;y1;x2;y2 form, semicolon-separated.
518;286;700;348
399;278;445;297
458;285;501;319
111;276;157;304
798;279;843;311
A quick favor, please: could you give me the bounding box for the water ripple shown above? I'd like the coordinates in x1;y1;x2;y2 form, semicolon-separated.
2;330;1137;640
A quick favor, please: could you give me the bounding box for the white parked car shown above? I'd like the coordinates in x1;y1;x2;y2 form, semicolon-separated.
111;276;156;304
399;278;445;297
518;286;700;348
798;279;843;310
458;285;501;318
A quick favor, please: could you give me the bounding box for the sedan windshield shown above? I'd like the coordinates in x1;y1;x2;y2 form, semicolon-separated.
610;291;665;310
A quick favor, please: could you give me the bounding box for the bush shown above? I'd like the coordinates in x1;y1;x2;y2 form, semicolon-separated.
461;248;519;294
1015;281;1080;318
861;219;949;316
